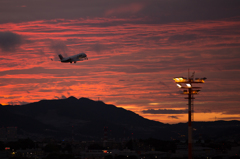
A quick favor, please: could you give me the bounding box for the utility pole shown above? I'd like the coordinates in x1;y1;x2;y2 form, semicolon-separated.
173;72;206;159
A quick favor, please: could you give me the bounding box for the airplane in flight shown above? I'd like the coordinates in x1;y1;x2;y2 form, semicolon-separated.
58;53;88;63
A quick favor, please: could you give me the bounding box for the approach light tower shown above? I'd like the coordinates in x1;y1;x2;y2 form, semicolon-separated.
173;72;206;159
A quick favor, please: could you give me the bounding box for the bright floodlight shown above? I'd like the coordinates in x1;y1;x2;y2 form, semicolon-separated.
177;84;182;88
186;84;191;88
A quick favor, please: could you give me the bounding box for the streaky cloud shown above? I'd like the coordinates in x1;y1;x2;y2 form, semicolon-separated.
143;109;188;114
168;116;179;119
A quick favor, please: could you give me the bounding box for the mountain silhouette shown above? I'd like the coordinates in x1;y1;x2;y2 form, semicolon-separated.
1;97;240;141
1;97;170;140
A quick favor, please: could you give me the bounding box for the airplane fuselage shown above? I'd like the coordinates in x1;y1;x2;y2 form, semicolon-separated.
58;53;88;63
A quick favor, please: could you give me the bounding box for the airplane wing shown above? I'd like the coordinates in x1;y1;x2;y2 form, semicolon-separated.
71;58;85;63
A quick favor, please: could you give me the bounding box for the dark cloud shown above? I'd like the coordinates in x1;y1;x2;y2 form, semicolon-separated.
54;95;67;99
0;67;90;77
54;96;59;99
142;0;240;23
61;95;67;99
104;2;144;16
168;116;179;119
168;34;198;43
1;0;240;24
0;31;22;52
8;101;28;105
142;109;188;114
222;110;240;115
90;43;109;54
49;40;68;57
38;89;54;93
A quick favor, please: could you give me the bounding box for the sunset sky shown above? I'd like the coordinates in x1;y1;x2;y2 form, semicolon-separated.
1;0;240;124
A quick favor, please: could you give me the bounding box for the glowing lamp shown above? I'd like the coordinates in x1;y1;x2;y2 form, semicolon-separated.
177;84;182;88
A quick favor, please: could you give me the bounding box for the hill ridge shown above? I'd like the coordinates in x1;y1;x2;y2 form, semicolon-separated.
1;97;240;141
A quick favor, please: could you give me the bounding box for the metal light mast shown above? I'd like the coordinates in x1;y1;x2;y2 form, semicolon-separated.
173;72;206;159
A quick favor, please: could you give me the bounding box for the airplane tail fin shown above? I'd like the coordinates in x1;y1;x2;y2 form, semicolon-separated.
58;54;64;60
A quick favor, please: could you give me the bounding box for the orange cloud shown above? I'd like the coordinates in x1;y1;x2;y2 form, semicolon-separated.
0;17;240;123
